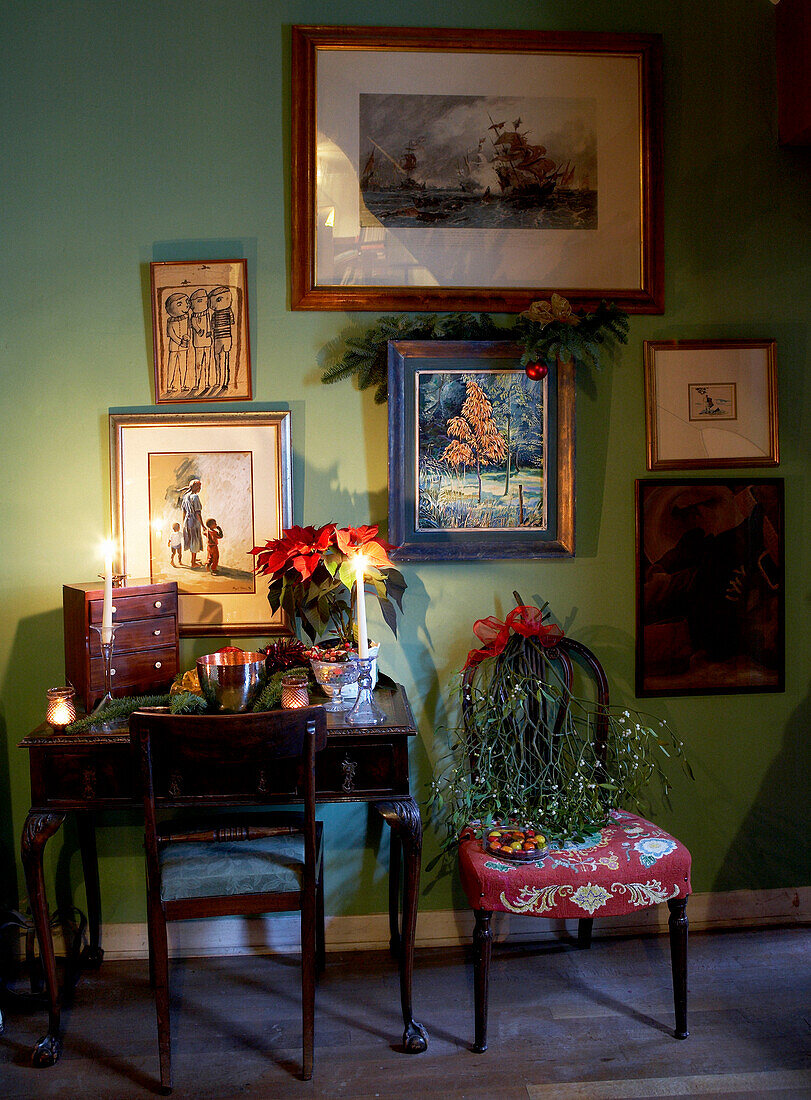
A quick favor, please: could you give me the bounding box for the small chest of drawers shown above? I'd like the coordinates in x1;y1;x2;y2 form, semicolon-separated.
63;580;180;710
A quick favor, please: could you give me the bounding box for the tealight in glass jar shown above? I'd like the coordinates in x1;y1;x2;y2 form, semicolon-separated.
45;686;77;731
280;673;310;710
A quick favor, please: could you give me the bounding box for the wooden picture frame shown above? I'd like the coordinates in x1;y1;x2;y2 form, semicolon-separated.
150;260;252;404
291;25;663;313
388;342;575;560
635;478;784;696
644;340;779;470
110;411;291;636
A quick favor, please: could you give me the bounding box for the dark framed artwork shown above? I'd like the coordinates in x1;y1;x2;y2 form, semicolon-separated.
291;25;663;313
388;342;575;560
635;478;784;696
150;259;252;404
111;411;291;635
643;339;779;470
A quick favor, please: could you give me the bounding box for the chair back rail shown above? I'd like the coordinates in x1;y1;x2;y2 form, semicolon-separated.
130;706;328;907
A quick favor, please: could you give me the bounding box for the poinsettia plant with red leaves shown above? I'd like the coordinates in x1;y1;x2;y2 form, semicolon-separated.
250;523;407;645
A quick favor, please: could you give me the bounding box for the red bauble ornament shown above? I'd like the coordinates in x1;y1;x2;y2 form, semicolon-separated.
524;361;549;380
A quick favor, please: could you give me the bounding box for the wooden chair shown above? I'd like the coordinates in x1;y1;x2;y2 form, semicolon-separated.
458;635;691;1052
130;705;327;1091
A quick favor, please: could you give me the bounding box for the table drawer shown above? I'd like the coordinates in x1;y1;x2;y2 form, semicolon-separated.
317;741;406;797
88;616;176;657
36;747;136;806
90;646;178;691
88;590;177;624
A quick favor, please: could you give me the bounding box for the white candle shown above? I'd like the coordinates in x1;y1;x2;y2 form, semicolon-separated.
101;540;114;644
354;554;368;659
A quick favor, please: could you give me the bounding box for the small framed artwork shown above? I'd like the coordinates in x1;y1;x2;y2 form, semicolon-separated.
149;260;252;404
388;342;574;560
291;25;663;313
111;411;291;635
635;478;784;696
643;340;778;469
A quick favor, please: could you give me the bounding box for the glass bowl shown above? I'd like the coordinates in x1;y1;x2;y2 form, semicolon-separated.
309;658;359;713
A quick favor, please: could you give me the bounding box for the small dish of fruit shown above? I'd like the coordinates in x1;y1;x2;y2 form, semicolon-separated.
484;824;548;861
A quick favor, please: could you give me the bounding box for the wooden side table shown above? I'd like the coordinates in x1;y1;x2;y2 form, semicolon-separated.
19;685;428;1066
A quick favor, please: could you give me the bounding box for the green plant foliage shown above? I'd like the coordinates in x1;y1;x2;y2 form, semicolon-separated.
429;633;692;853
320;302;628;402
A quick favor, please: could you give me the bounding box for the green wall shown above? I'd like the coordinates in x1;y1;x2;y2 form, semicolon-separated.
1;0;809;926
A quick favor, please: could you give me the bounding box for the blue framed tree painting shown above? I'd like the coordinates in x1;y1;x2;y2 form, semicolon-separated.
387;342;574;560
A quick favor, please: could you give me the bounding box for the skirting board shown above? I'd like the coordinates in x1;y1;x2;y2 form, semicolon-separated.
51;886;809;960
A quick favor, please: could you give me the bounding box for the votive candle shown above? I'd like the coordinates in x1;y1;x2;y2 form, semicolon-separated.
280;673;309;709
46;686;76;731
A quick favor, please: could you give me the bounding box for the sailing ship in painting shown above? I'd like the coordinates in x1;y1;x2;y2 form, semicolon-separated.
359;93;596;230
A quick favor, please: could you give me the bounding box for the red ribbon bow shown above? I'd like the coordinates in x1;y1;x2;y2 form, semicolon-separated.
463;605;563;670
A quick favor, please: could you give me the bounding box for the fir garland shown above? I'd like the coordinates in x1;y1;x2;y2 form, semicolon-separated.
320;298;629;403
63;669;319;733
65;691;207;733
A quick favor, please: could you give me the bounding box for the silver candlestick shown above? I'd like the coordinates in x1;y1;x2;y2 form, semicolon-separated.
89;623;119;721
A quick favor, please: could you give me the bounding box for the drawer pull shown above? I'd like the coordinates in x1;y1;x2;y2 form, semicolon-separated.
153;629;161;636
154;601;162;609
154;661;162;670
111;606;117;615
110;668;116;676
341;756;357;794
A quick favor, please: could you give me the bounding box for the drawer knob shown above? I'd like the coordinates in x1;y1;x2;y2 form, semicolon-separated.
110;668;116;676
154;601;162;609
153;629;161;636
341;756;357;794
111;606;117;615
154;661;162;670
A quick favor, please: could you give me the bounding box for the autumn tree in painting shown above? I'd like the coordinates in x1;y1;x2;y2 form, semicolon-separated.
442;377;507;503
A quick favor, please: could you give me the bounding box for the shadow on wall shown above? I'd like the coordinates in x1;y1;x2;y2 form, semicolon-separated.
0;607;66;912
713;679;811;893
0;705;14;910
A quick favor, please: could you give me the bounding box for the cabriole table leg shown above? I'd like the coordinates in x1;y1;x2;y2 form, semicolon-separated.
21;809;66;1066
376;797;428;1053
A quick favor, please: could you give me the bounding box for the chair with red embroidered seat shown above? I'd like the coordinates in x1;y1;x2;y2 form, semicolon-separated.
454;605;691;1053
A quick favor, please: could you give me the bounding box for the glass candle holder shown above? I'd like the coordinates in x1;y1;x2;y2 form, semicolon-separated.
280;673;310;709
46;686;76;731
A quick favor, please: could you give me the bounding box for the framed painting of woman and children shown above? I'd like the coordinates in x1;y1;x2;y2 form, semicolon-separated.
110;411;291;635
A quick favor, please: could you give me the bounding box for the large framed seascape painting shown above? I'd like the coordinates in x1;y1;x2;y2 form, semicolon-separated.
291;26;663;313
150;260;252;404
635;478;784;697
388;342;574;560
111;411;292;635
643;340;779;470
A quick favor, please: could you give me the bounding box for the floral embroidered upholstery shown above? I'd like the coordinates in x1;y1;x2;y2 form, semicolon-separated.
159;833;324;902
458;810;691;919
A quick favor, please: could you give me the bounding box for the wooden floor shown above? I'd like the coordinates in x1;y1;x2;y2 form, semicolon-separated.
1;926;809;1099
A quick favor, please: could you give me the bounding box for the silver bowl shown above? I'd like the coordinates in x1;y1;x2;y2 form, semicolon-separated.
196;650;266;713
